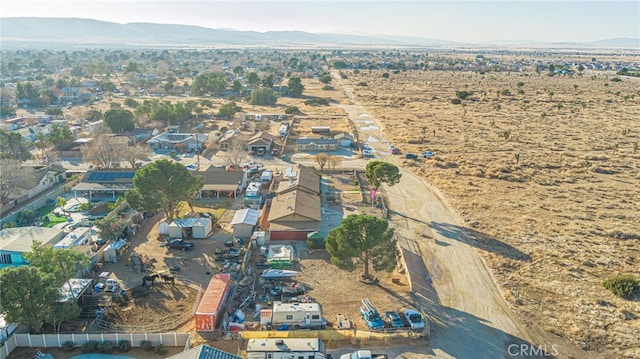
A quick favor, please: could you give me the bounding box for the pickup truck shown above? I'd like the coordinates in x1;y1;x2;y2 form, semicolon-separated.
340;350;387;359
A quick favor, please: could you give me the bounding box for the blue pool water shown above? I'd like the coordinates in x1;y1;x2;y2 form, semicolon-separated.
70;355;136;359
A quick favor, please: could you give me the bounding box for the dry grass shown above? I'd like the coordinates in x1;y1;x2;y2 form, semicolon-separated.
341;65;640;355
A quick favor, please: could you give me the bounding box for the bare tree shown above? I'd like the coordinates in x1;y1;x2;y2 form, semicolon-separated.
258;118;271;132
329;155;342;170
121;144;152;168
314;153;329;171
80;135;126;169
91;122;112;136
224;137;248;167
0;159;37;204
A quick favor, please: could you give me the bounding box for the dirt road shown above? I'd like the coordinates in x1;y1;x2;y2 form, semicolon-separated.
330;71;545;358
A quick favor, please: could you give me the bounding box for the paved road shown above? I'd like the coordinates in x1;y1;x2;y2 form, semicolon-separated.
330;71;544;359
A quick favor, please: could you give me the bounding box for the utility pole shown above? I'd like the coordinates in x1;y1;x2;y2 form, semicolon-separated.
196;131;200;168
195;124;204;169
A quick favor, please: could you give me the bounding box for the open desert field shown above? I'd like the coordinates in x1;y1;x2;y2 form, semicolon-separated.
340;62;640;356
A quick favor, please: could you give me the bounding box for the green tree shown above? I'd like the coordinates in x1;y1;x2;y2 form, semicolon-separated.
365;161;402;188
86;109;103;121
93;216;126;243
48;125;75;147
246;72;260;88
262;74;275;88
104;108;135;133
287;77;304;98
125;159;203;220
232;65;244;77
25;242;90;284
0;130;32;160
325;214;397;280
191;73;227;97
249;88;277;106
0;266;58;331
320;75;332;84
232;80;242;94
217;101;242;118
0;106;17;118
123;98;139;108
56;196;67;215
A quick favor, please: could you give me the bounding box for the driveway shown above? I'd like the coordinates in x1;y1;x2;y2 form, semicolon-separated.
330;71;544;358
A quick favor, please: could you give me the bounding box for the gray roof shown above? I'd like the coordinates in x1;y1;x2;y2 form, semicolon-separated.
196;166;245;186
167;345;241;359
296;137;338;145
0;227;64;253
230;208;260;226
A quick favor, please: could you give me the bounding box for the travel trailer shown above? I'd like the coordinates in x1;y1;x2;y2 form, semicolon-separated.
246;338;328;359
260;301;326;330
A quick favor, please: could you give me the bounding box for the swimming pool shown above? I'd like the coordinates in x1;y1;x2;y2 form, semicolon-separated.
70;354;136;359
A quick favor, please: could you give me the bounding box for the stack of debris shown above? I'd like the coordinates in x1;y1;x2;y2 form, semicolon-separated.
130;252;143;273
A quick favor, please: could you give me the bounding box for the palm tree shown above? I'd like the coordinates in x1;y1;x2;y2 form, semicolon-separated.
56;196;67;216
34;132;49;162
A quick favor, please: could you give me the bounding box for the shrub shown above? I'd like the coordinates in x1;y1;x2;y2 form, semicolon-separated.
319;75;332;84
450;98;462;105
123;98;138;108
97;341;114;354
611;77;622;82
140;340;153;352
304;98;329;106
82;340;99;353
155;344;167;355
118;340;131;352
603;274;640;298
455;90;470;100
284;106;300;114
357;82;368;87
321;85;334;91
381;73;389;78
62;341;75;352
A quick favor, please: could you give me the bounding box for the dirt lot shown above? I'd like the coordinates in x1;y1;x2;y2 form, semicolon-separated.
39;171;412;354
339;61;640;357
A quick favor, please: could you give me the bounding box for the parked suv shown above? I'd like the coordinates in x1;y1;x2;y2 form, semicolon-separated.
404;153;417;159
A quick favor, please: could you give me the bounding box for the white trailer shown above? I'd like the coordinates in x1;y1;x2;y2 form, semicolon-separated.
246;338;328;359
261;301;326;330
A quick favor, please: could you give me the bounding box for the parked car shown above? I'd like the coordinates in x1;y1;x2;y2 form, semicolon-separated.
404;153;417;159
420;151;436;158
391;148;400;155
271;148;280;156
362;149;373;157
403;309;425;331
384;311;405;328
166;238;195;251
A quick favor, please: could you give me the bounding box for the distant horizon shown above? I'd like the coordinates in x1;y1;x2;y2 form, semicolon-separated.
2;1;639;43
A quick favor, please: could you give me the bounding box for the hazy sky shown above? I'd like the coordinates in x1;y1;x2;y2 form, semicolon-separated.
2;1;639;43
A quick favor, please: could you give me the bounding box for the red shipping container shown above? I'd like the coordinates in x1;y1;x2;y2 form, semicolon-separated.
195;273;231;331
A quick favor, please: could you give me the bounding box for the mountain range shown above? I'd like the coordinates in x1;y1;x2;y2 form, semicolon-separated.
1;17;638;49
